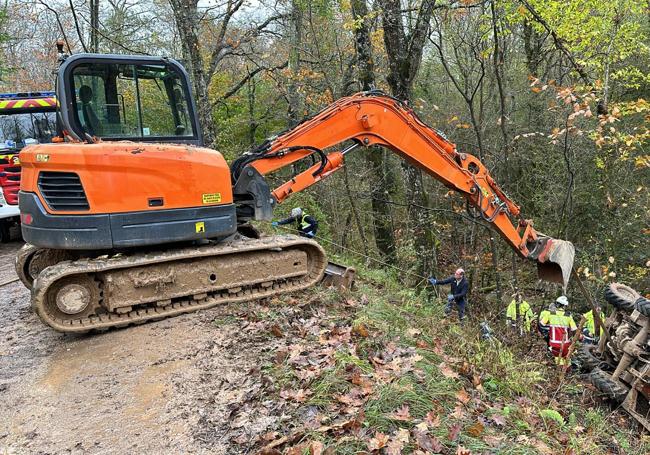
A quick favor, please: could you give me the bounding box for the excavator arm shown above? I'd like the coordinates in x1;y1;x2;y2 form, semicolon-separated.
231;91;575;286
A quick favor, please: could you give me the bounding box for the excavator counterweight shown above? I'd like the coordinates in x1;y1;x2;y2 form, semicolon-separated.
17;53;573;333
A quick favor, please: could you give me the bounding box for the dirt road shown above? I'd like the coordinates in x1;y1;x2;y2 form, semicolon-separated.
0;240;301;454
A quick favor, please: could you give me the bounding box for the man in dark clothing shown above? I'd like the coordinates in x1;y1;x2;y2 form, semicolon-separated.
428;268;469;321
272;207;318;238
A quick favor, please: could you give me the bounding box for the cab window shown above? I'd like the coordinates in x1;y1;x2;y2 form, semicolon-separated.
70;62;195;140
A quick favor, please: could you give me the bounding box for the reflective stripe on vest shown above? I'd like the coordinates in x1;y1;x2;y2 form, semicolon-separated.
300;213;311;230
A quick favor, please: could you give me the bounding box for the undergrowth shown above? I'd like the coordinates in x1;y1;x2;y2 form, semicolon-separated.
260;261;649;454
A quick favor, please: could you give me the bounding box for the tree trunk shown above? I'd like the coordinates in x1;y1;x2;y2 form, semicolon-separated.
351;0;396;259
287;0;304;126
379;0;437;279
169;0;218;147
90;0;99;52
343;165;368;252
247;71;257;145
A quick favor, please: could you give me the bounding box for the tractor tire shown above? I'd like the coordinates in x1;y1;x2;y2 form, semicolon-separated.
604;283;640;311
574;343;602;373
635;297;650;317
590;368;628;403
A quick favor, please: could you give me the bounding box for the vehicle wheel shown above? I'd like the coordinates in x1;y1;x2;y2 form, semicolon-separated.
0;221;10;243
574;343;601;373
590;368;628;403
635;297;650;317
604;283;640;311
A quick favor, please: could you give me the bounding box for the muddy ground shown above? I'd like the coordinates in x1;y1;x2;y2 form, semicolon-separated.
0;240;313;454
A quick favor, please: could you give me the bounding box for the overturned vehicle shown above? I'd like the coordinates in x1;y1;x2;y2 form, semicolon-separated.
575;283;649;431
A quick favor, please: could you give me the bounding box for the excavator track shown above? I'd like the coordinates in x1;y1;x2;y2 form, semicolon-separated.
27;234;326;333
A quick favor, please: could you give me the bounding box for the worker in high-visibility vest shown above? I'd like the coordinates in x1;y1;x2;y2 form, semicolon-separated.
272;207;318;238
582;305;605;344
537;303;554;344
539;296;577;367
506;291;535;334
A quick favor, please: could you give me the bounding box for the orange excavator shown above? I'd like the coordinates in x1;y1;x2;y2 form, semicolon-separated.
16;52;574;332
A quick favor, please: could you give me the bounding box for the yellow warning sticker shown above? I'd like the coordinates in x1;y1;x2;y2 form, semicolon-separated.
195;222;205;233
36;154;50;162
202;193;222;204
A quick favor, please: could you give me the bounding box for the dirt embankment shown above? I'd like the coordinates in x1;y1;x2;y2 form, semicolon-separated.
0;241;309;454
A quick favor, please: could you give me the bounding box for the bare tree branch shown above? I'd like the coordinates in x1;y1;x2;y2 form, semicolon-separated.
519;0;591;85
68;0;88;52
214;61;288;104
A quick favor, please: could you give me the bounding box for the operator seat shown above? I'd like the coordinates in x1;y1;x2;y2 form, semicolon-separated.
78;85;102;136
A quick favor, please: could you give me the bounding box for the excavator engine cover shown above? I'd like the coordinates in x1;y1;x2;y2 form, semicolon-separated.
19;143;238;249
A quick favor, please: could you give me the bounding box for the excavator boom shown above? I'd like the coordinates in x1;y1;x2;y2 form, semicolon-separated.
232;91;575;286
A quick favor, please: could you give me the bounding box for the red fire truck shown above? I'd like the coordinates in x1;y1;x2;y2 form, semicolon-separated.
0;91;57;241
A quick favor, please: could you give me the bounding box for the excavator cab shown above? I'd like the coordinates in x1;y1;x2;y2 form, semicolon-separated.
19;54;237;250
56;54;202;144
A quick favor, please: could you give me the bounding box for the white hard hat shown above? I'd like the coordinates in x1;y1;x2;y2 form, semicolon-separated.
556;295;569;306
291;207;303;218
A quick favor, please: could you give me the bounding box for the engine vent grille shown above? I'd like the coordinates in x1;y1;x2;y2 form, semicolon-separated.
38;172;89;211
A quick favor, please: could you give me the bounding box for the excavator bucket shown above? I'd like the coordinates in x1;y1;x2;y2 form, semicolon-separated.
531;237;575;289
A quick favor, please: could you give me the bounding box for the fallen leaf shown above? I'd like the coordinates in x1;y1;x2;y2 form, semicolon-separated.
351;371;374;395
432;338;445;355
336;391;364;408
456;446;472;455
311;441;324;455
390;405;412;422
448;423;462;441
416;340;429;349
451;404;465;419
367;431;389;451
425;411;441;428
233;433;248;444
484;435;505;447
491;414;506;426
413;429;444;452
456;388;471;404
352;323;369;337
270;324;284;338
407;328;421;337
439;362;459;379
530;438;553;455
466;422;484;437
280;388;310;402
261;431;279;441
386;428;410;455
286;443;310;455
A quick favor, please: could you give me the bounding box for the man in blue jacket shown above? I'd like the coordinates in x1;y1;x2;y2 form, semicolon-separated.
429;268;469;321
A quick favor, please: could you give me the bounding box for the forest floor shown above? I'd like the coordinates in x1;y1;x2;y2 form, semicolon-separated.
0;238;648;454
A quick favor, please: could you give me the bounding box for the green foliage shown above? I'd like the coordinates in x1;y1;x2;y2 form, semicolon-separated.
539;408;565;427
